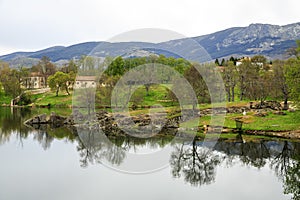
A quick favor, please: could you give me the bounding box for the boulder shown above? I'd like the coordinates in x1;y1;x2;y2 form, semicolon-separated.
254;111;268;117
64;115;75;125
24;114;48;125
273;111;287;115
48;112;67;126
252;101;282;110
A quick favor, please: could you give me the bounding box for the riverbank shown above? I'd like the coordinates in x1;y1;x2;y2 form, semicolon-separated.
23;108;300;141
2;89;300;139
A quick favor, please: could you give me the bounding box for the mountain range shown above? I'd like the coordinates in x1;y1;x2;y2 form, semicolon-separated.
1;22;300;67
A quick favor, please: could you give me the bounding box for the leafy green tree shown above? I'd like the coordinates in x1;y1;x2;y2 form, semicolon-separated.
184;63;210;104
31;56;56;86
96;74;120;106
222;62;238;102
0;64;21;98
174;58;191;74
0;82;3;94
284;58;300;106
237;60;260;101
256;70;273;103
48;72;70;96
272;60;289;109
105;56;125;76
252;55;269;70
61;59;78;74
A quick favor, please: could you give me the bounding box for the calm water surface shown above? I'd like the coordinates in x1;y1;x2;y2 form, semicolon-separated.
0;107;299;200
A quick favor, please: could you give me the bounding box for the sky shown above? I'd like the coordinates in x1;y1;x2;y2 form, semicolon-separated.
0;0;299;55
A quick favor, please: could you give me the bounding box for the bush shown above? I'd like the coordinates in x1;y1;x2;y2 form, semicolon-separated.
18;93;32;106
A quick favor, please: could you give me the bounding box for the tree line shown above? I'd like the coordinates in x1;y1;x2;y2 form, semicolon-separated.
1;42;300;108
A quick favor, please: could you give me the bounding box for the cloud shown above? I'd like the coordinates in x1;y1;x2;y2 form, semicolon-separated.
0;0;299;55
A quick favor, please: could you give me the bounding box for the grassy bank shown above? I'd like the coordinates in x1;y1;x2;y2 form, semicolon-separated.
0;94;12;105
30;91;72;108
179;110;300;132
5;87;300;134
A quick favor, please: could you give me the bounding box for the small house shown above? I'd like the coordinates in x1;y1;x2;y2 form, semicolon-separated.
74;76;97;88
23;72;46;89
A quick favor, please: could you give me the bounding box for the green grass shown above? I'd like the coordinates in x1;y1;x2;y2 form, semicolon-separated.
179;110;300;132
3;83;300;133
130;84;175;107
31;91;72;108
224;111;300;131
0;93;12;105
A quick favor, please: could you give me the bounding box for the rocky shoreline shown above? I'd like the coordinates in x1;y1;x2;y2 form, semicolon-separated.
24;102;300;140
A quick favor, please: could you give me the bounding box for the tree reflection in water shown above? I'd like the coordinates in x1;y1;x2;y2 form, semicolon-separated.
270;141;300;200
76;128;174;168
0;107;32;145
170;138;299;200
76;128;127;168
0;108;299;199
170;139;223;186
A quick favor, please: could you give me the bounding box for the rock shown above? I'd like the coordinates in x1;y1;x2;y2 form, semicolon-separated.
252;101;282;110
39;114;47;123
48;112;67;126
24;114;48;125
64;115;75;125
164;117;179;128
254;111;268;117
288;108;296;112
226;106;249;114
273;111;287;115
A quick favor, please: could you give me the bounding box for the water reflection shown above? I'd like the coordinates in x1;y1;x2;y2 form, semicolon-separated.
0;107;32;145
0;108;299;199
76;127;174;168
170;140;222;186
76;128;127;167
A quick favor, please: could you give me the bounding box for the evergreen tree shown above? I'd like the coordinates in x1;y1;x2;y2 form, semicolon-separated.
215;58;220;66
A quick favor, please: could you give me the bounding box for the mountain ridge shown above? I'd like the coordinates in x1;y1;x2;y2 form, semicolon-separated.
1;22;300;67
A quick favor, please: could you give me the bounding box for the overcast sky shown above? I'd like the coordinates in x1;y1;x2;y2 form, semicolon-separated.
0;0;299;55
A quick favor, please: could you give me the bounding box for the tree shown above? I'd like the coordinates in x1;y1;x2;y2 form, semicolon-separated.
48;72;70;96
229;56;237;65
272;60;289;110
237;60;260;101
237;60;249;101
284;58;300;106
31;56;56;86
222;61;237;102
220;58;225;66
105;56;125;76
184;63;210;104
215;59;220;66
287;40;300;59
97;73;120;104
61;59;78;74
0;64;22;98
252;55;270;70
256;70;273;103
0;82;3;95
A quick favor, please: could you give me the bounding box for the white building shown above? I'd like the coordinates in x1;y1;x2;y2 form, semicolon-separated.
23;72;47;89
74;76;97;88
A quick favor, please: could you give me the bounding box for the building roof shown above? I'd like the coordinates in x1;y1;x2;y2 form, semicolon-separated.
76;76;96;81
28;72;43;77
